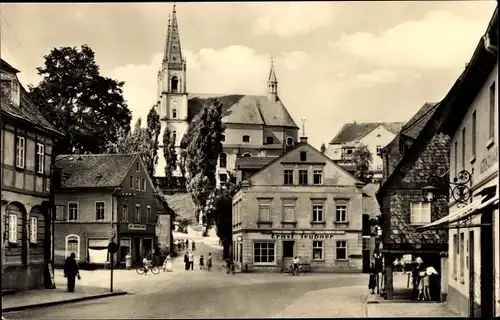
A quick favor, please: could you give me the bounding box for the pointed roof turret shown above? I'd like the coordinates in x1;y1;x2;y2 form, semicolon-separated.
163;3;184;65
268;56;277;82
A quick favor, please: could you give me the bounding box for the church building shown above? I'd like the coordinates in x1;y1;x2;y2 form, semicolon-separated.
154;4;299;188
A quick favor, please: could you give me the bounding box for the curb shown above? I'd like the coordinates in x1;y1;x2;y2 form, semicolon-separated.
2;291;128;313
366;299;442;304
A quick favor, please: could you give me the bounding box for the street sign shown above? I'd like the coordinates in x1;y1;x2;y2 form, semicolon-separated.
108;241;119;254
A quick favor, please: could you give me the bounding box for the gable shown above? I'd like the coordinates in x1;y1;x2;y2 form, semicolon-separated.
123;155;157;193
249;143;360;186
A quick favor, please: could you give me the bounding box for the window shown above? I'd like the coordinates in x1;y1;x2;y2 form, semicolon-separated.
489;82;495;140
472;111;476;158
1;80;12;101
313;170;323;185
142;179;146;191
336;240;347;260
172;109;177;119
135;204;141;222
300;151;307;161
377;134;382;138
136;161;140;172
219;153;227;168
172;131;177;143
8;214;18;243
461;127;466;170
65;235;80;261
266;137;274;144
16;136;25;168
335;204;348;222
283;203;295;222
95;202;105;221
454;141;458;176
313;241;323;260
283;169;293;185
68;202;79;221
376;145;383;154
36;143;45;174
312;204;324;222
136;177;140;191
242;135;250;143
453;234;458;277
129;176;134;189
243;153;251;158
459;232;465;279
376;164;383;171
410;202;431;225
299;170;308;185
253;242;275;264
29;217;38;244
287;137;294;145
171;76;179;92
283;241;294;258
221;134;225;142
219;173;227;183
122;204;128;222
146;206;151;222
258;203;271;222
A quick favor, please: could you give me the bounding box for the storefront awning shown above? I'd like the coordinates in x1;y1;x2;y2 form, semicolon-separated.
416;195;488;232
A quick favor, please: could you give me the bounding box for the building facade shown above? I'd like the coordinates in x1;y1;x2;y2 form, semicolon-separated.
1;59;64;290
53;154;158;268
232;137;365;272
154;4;299;187
325;122;404;181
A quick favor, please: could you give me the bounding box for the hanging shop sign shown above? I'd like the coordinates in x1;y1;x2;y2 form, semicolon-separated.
270;230;346;239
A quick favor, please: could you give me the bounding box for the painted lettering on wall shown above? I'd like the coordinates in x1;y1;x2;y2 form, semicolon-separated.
480;149;498;174
270;230;346;239
128;224;147;231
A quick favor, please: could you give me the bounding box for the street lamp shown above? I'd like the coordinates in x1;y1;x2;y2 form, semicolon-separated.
421;169;472;206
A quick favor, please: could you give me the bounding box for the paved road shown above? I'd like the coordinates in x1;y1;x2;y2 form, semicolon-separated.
4;243;369;319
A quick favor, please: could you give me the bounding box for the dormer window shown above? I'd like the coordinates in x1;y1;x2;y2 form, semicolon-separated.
242;135;250;143
1;78;20;106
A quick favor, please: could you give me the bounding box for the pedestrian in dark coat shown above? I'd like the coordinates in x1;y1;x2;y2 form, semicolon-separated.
63;253;80;292
185;239;189;248
184;252;190;271
192;241;196;251
368;263;377;294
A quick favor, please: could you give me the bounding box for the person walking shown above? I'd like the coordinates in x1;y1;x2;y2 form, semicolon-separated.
164;254;173;272
185;239;189;248
206;253;213;271
199;255;205;270
184;252;190;271
368;262;377;294
63;252;81;292
188;251;195;270
192;241;196;252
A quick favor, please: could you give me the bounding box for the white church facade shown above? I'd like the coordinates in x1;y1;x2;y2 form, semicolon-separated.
154;4;299;187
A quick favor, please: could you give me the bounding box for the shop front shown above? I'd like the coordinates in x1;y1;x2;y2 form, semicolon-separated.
233;229;363;273
118;223;155;267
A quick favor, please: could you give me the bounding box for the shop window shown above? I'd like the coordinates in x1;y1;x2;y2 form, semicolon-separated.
299;169;308;185
283;169;293;185
459;232;465;279
335;204;348;222
258;203;271;222
29;217;38;244
410;202;431;225
65;234;80;261
312;204;324;222
119;239;131;263
313;241;323;260
122;204;128;222
283;241;294;258
336;240;347;260
95;202;105;221
452;234;458;278
313;170;323;185
68;202;79;221
36;143;45;174
253;242;275;264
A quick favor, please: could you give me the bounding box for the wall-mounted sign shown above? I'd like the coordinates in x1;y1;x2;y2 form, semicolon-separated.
480;149;498;174
270;230;346;239
128;224;147;231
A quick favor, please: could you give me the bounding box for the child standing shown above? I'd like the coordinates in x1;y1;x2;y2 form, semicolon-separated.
199;255;205;270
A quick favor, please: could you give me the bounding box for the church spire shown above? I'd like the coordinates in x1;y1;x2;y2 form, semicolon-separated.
163;2;184;65
267;56;278;102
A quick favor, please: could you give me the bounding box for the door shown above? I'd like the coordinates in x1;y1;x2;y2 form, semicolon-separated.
469;231;475;317
133;237;141;265
283;241;295;269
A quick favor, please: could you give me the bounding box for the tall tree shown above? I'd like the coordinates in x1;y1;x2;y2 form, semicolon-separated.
352;144;373;183
28;45;132;154
320;143;326;154
162;127;177;189
182;98;225;223
106;118;149;160
178;150;187;186
145;106;162;178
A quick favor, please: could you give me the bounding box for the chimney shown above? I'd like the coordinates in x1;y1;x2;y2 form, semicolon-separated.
300;136;308;144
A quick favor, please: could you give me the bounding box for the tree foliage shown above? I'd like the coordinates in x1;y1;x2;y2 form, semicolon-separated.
145;106;162;178
28;45;132;155
352;144;373;183
181;98;225;222
106;118;149;161
162;127;177;189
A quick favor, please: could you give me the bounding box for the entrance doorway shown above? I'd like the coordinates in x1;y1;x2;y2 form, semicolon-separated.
480;209;494;318
133;237;141;265
143;238;153;259
283;241;295;270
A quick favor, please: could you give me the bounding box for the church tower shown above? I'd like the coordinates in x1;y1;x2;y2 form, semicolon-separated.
155;3;188;177
267;57;278;102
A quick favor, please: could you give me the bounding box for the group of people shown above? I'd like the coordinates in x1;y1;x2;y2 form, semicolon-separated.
184;251;212;271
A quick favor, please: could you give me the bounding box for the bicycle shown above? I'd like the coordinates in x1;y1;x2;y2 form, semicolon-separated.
284;264;305;276
136;265;160;275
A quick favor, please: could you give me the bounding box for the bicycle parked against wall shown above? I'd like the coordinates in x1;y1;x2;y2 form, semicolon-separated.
136;265;160;275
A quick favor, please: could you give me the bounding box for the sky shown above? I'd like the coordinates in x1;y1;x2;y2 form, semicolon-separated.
0;1;497;149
